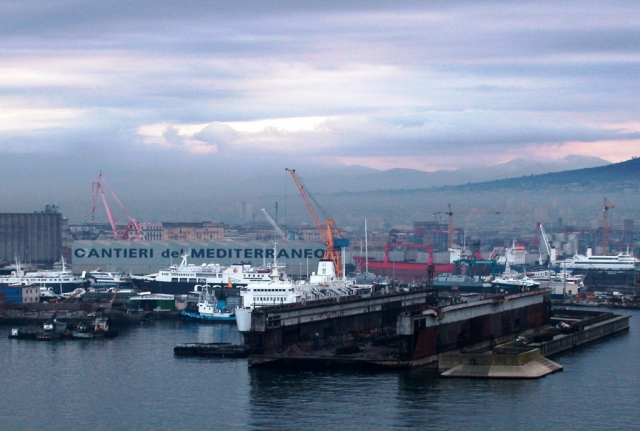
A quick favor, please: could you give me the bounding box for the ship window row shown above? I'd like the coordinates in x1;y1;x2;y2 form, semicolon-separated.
251;288;287;292
256;297;285;302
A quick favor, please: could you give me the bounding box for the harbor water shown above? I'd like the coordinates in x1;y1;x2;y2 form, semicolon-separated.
1;308;639;431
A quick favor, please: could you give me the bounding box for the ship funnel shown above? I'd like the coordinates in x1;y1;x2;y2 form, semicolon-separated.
550;247;557;263
586;246;593;257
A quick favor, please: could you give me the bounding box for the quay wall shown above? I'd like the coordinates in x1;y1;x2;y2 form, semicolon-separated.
540;314;630;356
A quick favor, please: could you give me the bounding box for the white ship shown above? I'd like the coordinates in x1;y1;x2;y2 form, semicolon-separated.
491;263;541;293
83;270;133;288
0;258;88;295
552;247;639;271
530;270;583;299
131;251;277;295
236;248;371;333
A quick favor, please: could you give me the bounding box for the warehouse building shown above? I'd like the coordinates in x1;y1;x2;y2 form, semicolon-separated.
0;213;66;266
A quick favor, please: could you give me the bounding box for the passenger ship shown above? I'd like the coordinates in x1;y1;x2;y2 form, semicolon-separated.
235;252;371;333
0;259;88;295
83;270;133;288
130;251;278;295
552;247;639;272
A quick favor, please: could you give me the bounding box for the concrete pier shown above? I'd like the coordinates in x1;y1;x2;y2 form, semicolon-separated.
439;348;563;379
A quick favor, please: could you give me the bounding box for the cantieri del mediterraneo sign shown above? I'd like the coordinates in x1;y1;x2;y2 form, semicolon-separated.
72;241;326;263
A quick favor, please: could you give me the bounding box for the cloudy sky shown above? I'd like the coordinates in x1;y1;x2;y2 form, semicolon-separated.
1;0;638;178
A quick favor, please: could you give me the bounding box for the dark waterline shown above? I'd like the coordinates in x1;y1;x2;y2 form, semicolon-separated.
1;309;638;431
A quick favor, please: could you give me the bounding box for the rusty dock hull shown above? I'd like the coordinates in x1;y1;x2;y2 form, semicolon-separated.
246;289;555;369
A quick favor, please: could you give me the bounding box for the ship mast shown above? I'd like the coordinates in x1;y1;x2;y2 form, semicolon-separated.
602;198;614;255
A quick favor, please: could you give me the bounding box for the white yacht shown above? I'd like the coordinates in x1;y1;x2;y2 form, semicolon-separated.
491;263;541;293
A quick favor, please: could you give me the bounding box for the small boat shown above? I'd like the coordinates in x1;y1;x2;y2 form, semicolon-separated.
9;327;38;339
72;316;117;338
180;285;235;322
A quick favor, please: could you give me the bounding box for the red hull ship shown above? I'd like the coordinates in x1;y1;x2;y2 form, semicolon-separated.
352;243;454;283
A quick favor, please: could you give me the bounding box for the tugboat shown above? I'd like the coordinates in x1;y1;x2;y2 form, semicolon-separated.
180;286;235;322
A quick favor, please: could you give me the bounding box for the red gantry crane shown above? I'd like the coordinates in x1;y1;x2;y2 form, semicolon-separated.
90;172;145;241
286;168;347;278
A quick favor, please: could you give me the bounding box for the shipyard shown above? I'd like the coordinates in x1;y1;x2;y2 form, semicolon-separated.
4;2;640;429
2;168;638;383
2;164;639;431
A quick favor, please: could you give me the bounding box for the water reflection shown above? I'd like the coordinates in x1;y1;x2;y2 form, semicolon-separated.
249;368;402;430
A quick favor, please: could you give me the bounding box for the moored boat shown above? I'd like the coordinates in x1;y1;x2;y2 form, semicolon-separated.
131;251;274;295
0;258;88;295
180;285;235;322
83;270;133;288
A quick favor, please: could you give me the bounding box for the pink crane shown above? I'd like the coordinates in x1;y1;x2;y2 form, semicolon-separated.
90;172;145;241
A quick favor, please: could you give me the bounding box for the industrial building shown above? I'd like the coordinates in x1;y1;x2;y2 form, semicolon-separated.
0;213;66;266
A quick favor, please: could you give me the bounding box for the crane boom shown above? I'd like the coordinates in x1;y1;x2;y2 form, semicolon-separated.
285;169;326;241
286;168;344;278
90;172;145;241
262;208;288;242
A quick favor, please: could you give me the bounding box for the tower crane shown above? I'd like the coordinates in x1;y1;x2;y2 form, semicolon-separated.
437;204;531;249
261;208;288;242
602;198;614;254
285;168;346;278
90;172;145;241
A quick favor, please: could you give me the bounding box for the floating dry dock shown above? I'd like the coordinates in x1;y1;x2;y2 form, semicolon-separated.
246;289;630;375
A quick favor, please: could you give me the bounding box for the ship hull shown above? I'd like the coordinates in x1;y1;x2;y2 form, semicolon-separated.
571;269;638;286
132;279;241;296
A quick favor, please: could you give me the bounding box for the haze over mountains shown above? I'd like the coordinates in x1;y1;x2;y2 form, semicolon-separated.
2;154;637;233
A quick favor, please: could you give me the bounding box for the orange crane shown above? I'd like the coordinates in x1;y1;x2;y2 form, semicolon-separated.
90;171;145;241
286;168;346;278
48;288;84;303
100;284;120;310
602;198;614;254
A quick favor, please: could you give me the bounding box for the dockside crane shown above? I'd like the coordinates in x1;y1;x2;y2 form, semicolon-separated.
90;172;145;241
285;168;347;278
261;208;288;242
602;198;615;254
438;204;532;249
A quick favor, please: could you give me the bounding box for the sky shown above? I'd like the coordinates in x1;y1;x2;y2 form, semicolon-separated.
1;0;639;177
